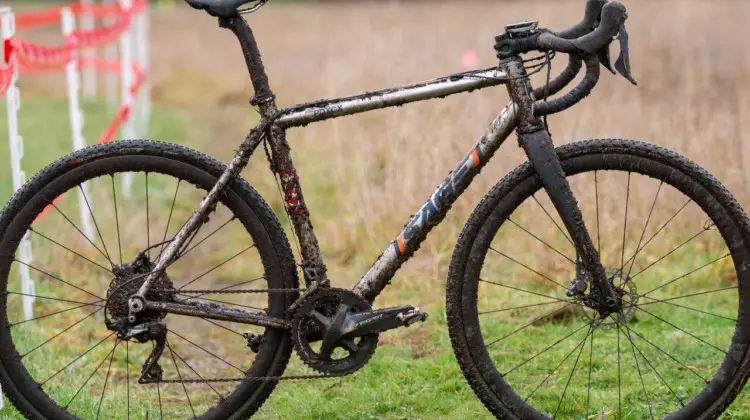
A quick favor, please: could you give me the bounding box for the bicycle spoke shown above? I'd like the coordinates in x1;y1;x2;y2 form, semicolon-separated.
156;380;164;420
111;176;123;265
13;258;101;300
623;326;654;419
637;294;736;321
634;286;738;308
168;328;245;373
5;291;103;307
642;253;731;297
160;180;181;256
167;340;197;418
552;326;590;419
478;299;567;315
179;244;257;290
10;300;104;327
532;194;574;246
29;228;112;273
167;341;224;401
95;338;118;420
485;304;576;349
40;332;116;386
50;201;112;266
479;278;569;303
634;306;726;354
146;173;151;259
620;172;631;270
625;181;662;278
586;329;594;419
620;199;692;273
630;226;713;281
65;338;119;409
176;216;236;260
200;317;244;337
594;171;600;254
621;325;685;408
623;323;708;383
618;326;621;419
503;323;588;375
126;340;131;420
22;307;103;358
524;326;591;404
508;218;575;264
489;247;566;289
79;185;113;264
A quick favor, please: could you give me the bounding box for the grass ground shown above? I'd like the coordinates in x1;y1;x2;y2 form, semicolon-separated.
2;0;750;418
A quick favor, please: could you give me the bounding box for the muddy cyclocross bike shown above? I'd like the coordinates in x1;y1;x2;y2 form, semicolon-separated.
1;0;749;418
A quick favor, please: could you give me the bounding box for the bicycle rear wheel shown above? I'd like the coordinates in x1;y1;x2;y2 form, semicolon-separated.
0;140;298;419
448;139;750;419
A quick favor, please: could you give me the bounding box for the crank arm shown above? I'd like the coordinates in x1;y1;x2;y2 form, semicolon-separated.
341;306;428;338
144;300;291;330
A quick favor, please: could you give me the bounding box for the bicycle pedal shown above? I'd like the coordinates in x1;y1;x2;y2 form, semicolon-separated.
396;307;428;327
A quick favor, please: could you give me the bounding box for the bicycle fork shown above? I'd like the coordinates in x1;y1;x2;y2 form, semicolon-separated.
500;56;621;315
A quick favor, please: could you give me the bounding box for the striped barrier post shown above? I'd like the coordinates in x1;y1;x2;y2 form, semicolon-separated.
62;7;97;242
1;7;35;328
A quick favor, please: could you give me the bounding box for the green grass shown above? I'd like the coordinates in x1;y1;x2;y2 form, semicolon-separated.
1;97;750;419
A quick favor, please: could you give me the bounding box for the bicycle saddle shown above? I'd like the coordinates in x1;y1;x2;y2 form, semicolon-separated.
184;0;250;18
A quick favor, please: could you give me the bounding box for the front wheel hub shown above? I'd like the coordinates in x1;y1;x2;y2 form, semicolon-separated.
577;268;638;330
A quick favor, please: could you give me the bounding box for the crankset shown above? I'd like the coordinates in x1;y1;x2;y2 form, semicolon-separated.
291;288;428;375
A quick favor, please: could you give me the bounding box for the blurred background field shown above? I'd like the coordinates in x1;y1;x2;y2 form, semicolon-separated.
1;0;749;418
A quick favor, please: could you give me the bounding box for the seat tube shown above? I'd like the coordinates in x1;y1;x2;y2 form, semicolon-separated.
499;56;620;313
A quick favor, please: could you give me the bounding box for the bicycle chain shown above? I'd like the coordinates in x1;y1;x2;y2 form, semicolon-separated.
171;288;305;295
144;287;363;385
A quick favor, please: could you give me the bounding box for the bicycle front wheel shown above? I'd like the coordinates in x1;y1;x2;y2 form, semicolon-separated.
448;139;750;419
0;140;298;419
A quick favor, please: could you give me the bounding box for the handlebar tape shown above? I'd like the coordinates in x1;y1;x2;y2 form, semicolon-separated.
533;54;600;117
531;55;582;99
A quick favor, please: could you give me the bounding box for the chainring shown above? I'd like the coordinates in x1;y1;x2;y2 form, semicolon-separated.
291;288;378;376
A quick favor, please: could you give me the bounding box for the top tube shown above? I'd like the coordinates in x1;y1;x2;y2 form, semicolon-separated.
275;68;507;128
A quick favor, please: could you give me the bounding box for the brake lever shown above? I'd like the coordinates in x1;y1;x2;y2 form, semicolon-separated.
598;45;616;74
614;23;637;85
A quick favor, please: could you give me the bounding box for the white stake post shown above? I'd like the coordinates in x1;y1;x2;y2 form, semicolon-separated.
119;0;135;196
80;0;95;98
134;3;150;138
62;7;96;242
2;8;35;329
104;0;118;107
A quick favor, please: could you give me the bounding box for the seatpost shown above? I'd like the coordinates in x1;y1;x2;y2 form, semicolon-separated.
219;16;276;115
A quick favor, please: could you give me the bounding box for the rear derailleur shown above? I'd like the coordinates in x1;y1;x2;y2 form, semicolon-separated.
291;287;428;376
107;318;168;384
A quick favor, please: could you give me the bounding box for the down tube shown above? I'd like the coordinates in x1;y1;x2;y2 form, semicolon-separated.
353;102;519;303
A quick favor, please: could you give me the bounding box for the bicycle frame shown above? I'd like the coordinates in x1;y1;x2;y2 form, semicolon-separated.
132;14;612;324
